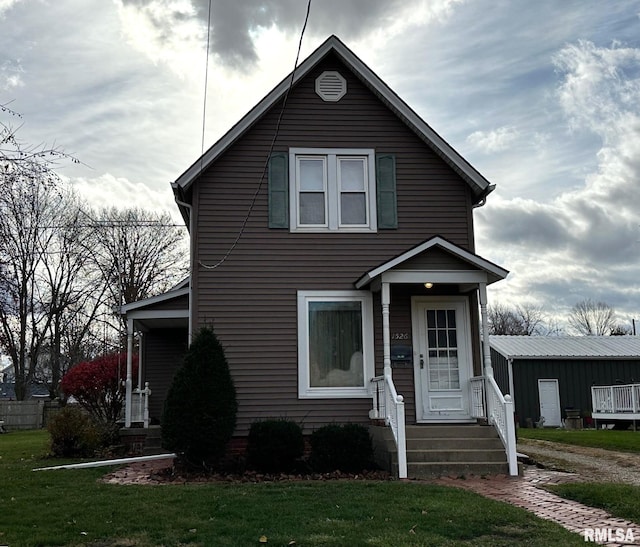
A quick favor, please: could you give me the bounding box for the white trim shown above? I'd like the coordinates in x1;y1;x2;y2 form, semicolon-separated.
289;148;377;233
411;296;473;423
297;290;374;399
381;270;489;285
173;36;492;203
121;287;189;313
356;236;508;288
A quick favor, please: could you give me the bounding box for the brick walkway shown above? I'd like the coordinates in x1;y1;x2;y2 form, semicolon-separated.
436;467;640;546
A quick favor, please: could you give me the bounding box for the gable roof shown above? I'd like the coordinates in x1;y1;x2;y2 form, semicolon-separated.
172;35;494;211
355;236;508;288
490;335;640;360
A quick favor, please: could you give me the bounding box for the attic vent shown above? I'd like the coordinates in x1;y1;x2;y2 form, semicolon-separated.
315;71;347;102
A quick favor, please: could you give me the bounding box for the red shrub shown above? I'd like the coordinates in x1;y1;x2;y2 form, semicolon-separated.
61;353;138;425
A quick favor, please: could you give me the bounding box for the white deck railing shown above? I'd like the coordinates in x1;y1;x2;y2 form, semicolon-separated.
130;382;151;428
470;375;518;476
592;384;640;414
370;374;407;479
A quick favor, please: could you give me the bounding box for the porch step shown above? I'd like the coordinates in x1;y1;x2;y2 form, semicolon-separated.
405;461;510;478
404;448;507;463
371;424;512;479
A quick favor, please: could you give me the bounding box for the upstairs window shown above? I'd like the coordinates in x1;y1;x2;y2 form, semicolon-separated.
268;150;397;231
290;148;377;232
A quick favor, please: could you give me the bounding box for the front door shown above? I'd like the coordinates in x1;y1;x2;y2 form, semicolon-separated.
412;298;473;422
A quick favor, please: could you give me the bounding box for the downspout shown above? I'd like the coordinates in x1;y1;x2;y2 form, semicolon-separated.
472;184;496;209
174;196;193;344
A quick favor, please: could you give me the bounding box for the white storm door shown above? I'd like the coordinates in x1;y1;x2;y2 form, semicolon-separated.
413;299;473;422
538;379;561;427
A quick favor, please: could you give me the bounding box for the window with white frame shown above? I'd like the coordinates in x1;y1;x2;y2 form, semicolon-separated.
298;290;374;398
290;148;377;232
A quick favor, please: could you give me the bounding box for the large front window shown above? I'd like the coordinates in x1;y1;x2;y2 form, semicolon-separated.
290;148;377;232
298;290;374;398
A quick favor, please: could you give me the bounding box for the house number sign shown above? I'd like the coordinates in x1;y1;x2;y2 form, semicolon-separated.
391;332;410;340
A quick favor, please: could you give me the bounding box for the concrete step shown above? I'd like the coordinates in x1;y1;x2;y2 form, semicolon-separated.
405;425;500;439
406;437;504;451
404;448;507;464
399;461;510;479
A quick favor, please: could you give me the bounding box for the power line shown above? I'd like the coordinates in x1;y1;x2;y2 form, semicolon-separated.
199;0;312;270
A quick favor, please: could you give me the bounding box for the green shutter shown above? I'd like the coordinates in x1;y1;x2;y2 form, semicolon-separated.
268;152;289;229
376;153;397;229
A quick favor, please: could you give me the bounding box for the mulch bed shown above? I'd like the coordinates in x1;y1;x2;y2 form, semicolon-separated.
102;458;392;485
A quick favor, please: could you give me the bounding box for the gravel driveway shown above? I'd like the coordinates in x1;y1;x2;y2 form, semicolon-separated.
518;438;640;485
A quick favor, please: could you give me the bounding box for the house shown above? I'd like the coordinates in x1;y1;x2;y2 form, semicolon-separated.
490;335;640;428
122;35;516;477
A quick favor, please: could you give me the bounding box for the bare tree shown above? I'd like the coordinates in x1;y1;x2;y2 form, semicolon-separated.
89;207;188;325
0;170;59;399
567;299;616;336
488;303;546;335
36;194;109;397
1;102;80;184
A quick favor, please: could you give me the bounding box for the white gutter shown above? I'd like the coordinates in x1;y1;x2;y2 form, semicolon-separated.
33;453;176;471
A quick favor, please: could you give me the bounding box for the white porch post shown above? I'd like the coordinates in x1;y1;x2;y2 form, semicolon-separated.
479;282;493;378
125;317;133;427
382;282;392;378
381;282;407;479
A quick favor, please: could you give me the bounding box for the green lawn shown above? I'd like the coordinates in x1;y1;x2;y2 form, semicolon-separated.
518;427;640;452
548;483;640;525
519;427;640;525
0;430;586;546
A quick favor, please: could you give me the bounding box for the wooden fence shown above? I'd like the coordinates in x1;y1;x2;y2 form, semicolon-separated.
0;400;61;430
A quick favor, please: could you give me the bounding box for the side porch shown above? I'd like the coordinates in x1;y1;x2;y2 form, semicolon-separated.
592;383;640;430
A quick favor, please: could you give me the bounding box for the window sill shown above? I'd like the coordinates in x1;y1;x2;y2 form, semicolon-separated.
298;387;373;399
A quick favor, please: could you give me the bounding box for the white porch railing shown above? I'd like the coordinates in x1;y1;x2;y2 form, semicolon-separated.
469;375;518;476
130;382;151;428
370;375;407;479
592;384;640;414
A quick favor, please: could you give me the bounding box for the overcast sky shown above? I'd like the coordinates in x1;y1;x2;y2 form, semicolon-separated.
2;0;639;330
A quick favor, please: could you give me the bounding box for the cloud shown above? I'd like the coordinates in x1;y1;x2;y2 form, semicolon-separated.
116;0;464;71
1;60;24;91
0;0;21;17
478;39;640;320
71;173;183;221
466;126;520;153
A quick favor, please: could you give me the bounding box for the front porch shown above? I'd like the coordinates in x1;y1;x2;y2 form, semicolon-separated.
358;237;518;478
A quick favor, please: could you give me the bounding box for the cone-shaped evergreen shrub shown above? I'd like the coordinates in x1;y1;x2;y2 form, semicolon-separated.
161;327;237;471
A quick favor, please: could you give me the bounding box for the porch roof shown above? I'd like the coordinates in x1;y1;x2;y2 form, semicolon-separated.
355;236;508;289
120;286;189;331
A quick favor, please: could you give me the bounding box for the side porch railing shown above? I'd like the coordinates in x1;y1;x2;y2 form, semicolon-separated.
592;384;640;415
470;375;518;476
130;382;151;428
370;374;407;479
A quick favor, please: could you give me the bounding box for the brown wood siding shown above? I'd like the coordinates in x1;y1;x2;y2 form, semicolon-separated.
401;247;477;271
192;53;477;435
143;328;188;423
